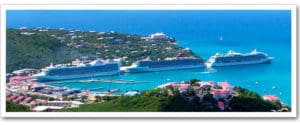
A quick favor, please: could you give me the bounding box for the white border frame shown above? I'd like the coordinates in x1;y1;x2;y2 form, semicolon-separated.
0;5;297;118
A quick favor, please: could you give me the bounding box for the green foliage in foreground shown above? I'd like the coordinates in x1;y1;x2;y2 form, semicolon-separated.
6;101;31;112
61;96;161;112
60;86;289;112
229;87;287;112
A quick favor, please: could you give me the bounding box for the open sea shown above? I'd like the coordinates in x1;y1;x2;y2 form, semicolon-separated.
7;10;292;106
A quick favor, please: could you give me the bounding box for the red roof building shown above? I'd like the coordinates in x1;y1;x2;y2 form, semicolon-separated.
42;100;48;105
10;75;32;81
192;86;200;90
12;96;24;103
218;82;230;88
263;95;280;102
30;100;37;106
179;84;189;90
23;97;32;103
7;95;18;101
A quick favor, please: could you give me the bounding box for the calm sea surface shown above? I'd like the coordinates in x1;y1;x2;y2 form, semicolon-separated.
7;10;292;106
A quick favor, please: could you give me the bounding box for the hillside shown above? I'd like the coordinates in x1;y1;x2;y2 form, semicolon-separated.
6;28;202;73
60;86;288;112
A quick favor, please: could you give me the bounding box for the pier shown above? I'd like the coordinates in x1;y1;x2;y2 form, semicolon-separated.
95;89;121;94
88;87;104;91
78;79;148;84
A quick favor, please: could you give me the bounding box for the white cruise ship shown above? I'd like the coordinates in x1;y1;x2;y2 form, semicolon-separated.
126;53;205;73
33;59;120;81
206;50;273;67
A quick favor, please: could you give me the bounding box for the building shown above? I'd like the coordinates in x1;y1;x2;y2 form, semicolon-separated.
150;32;168;40
197;81;214;87
71;101;84;108
47;101;71;107
12;69;36;75
9;75;32;84
263;95;280;102
211;82;233;100
212;89;230;100
124;91;140;96
46;101;84;108
179;84;189;93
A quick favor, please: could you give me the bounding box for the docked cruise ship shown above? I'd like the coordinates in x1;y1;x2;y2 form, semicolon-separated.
126;53;205;73
33;59;120;81
206;50;273;67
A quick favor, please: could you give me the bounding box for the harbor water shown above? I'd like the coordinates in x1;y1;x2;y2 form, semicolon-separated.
7;10;292;106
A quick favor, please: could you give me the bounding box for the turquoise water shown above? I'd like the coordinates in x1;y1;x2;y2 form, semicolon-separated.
7;10;292;106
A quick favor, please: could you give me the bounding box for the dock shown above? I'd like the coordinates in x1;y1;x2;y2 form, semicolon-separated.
95;89;121;94
88;87;104;91
78;79;148;84
98;79;148;84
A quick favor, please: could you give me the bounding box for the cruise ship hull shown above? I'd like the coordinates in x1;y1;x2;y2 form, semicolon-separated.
209;58;272;67
127;65;205;73
33;70;120;81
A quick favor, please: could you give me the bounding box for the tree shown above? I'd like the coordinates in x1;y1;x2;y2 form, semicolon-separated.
187;88;196;96
228;87;282;112
203;93;215;103
190;79;200;85
6;101;31;112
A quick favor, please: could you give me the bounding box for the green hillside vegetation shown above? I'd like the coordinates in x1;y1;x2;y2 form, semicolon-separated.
6;101;31;112
7;28;201;73
61;85;287;112
61;96;161;112
7;29;81;72
229;87;287;112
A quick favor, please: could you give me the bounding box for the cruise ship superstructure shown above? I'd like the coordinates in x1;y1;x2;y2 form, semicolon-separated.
33;59;120;81
206;50;273;67
126;53;205;73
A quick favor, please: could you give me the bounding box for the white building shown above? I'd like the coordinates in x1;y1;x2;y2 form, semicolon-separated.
71;101;84;108
150;32;168;40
